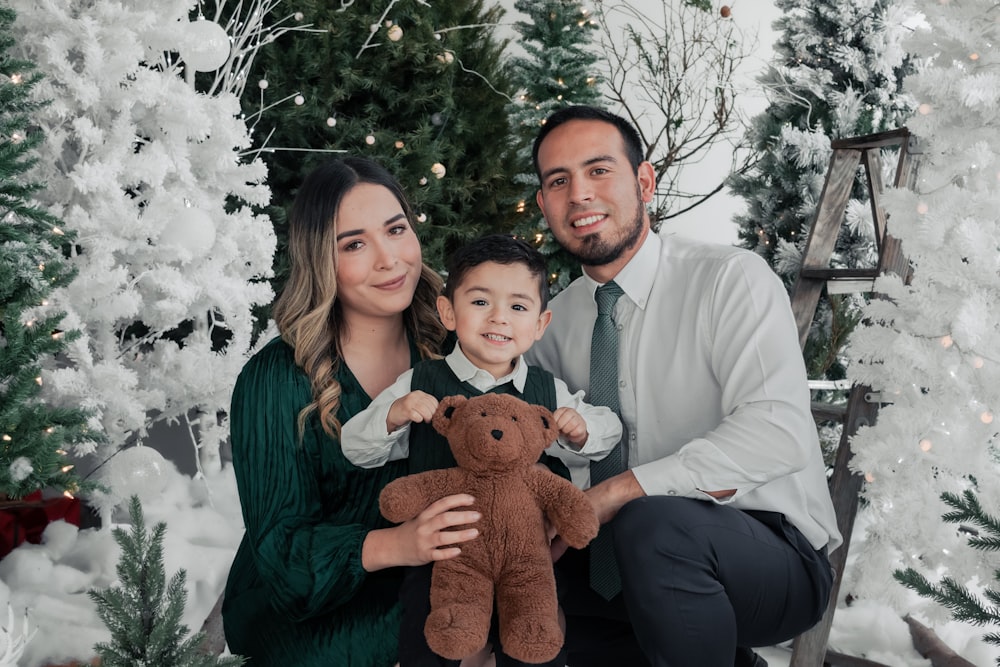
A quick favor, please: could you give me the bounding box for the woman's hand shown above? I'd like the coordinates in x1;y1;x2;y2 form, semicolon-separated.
362;493;481;571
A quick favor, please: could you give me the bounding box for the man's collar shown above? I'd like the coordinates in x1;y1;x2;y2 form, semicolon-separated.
583;232;660;310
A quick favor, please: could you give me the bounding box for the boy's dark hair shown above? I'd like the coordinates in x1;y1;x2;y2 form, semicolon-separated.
531;105;644;178
444;234;550;310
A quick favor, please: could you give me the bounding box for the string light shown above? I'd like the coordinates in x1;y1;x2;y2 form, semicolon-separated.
919;438;932;452
940;335;953;348
982;411;994;424
1;434;10;442
10;73;21;84
916;202;929;214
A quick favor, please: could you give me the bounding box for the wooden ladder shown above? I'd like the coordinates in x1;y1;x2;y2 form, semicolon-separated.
786;128;916;667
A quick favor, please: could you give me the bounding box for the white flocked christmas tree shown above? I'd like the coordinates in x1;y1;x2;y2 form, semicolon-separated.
844;0;1000;619
7;0;276;497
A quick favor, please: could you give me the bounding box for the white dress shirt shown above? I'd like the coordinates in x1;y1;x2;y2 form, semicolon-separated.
525;232;842;552
341;344;623;489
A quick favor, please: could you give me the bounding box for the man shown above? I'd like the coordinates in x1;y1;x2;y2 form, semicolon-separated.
524;105;841;667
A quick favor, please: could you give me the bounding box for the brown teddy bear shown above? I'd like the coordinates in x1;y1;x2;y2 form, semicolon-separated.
379;392;600;664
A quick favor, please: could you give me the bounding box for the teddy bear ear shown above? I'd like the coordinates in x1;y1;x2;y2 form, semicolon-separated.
432;394;467;436
535;404;559;439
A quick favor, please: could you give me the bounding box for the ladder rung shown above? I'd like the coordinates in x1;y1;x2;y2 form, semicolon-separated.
811;402;847;423
799;268;880;280
830;128;910;150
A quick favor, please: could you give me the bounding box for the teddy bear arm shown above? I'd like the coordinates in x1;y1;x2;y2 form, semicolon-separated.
379;469;461;523
529;470;600;549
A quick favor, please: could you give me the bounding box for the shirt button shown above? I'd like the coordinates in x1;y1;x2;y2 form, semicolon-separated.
667;490;677;496
618;379;626;388
617;323;624;331
630;433;636;440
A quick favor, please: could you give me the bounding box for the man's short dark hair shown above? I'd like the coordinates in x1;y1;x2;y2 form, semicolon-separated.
444;234;550;310
531;105;645;178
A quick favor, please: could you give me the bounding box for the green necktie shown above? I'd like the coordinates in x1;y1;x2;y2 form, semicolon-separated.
588;281;625;600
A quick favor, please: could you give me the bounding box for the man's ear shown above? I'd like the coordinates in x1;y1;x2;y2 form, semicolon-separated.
436;295;457;332
535;189;547;221
637;161;656;204
534;308;553;341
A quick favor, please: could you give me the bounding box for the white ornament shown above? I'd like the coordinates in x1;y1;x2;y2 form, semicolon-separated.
327;117;337;127
437;51;454;64
152;202;217;260
416;213;427;222
365;135;376;145
387;25;403;41
295;95;305;105
100;446;172;504
431;162;447;179
258;79;269;90
419;177;428;185
8;457;32;483
182;18;231;72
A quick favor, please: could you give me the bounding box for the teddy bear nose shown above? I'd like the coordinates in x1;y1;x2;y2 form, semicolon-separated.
491;429;503;440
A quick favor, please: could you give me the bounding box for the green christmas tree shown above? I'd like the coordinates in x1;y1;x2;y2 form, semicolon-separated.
894;490;1000;665
242;0;520;280
89;496;244;666
505;0;602;294
729;0;912;380
0;5;99;499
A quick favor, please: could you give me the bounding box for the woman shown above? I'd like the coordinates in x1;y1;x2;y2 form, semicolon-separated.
222;157;482;666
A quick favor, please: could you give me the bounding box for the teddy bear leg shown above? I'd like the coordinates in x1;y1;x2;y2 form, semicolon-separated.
494;556;563;664
425;561;494;660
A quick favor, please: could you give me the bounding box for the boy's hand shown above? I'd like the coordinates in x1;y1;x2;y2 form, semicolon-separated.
553;406;588;448
386;391;439;433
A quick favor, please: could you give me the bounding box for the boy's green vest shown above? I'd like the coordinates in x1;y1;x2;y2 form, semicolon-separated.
407;358;569;479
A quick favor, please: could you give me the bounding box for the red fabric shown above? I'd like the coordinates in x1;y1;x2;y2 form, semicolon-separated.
0;491;81;558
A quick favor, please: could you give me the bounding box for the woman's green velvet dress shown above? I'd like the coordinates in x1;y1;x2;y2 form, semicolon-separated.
223;337;416;666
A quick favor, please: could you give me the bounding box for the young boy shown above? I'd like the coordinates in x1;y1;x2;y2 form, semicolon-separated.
341;234;621;666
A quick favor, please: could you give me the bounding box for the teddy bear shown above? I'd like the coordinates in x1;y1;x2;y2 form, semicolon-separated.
379;392;600;664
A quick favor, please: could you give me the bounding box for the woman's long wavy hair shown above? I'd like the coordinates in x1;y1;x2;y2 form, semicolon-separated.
272;156;447;439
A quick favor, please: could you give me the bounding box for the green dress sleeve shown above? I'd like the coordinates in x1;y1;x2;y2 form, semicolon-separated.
228;338;404;621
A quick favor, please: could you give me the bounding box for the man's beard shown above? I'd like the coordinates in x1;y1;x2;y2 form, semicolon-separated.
561;188;646;268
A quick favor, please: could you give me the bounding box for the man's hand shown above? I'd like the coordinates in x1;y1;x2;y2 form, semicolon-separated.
386;390;439;433
586;469;645;525
553;406;588;448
